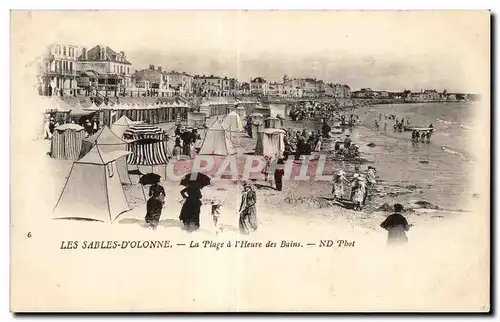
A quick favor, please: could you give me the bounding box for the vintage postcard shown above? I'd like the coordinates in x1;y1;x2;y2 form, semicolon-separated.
10;11;490;312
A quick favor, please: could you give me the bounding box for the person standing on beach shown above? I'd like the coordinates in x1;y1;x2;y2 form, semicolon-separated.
145;191;165;230
380;203;410;245
179;185;203;232
211;201;222;234
274;159;285;191
351;175;366;211
332;171;347;201
239;182;258;234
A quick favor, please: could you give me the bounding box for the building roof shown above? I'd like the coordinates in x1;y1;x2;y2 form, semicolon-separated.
80;45;132;65
252;77;267;83
134;68;163;82
166;70;192;77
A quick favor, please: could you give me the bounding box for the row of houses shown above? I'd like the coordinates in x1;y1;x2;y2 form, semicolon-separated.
351;88;471;101
250;75;351;99
36;43;347;100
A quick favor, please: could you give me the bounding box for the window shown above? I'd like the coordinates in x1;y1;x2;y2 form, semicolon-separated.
127;67;130;74
63;46;66;56
107;162;114;178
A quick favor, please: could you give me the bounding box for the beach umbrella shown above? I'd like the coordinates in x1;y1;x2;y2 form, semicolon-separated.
139;173;162;186
180;172;211;188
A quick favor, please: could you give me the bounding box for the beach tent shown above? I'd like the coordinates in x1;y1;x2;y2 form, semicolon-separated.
124;124;170;165
250;113;265;139
268;102;287;119
123;123;165;140
264;116;283;129
234;105;247;119
111;115;141;138
53;145;132;223
79;126;132;185
199;101;211;117
50;124;86;160
198;120;235;156
222;112;244;132
188;112;207;128
254;128;286;158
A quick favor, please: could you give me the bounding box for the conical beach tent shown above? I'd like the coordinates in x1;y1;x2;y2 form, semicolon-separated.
198;120;235;155
222;112;244;132
53;145;132;223
255;128;285;158
79;126;132;184
111;115;140;138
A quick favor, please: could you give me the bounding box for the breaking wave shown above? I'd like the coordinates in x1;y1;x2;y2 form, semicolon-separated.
441;146;473;163
437;118;456;125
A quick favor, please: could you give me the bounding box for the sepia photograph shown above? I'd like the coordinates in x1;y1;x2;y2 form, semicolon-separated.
9;10;490;312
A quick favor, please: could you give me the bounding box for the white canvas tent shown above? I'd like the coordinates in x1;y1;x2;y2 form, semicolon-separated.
53;145;132;223
198;120;236;155
222;112;244;132
111;115;141;138
254;128;286;158
79;126;132;185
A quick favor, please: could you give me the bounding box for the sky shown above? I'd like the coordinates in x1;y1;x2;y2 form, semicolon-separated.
14;11;490;92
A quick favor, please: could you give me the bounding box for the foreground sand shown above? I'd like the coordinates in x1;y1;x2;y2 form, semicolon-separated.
10;126;489;312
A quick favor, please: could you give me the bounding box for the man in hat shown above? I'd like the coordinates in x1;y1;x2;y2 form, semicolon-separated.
380;203;410;245
239;182;258;234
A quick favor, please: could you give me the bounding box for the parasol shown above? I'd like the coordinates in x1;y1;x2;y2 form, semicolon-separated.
180;172;211;188
139;173;162;186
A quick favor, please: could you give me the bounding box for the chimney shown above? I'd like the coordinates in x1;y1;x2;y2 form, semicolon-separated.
157;66;162;72
149;65;155;70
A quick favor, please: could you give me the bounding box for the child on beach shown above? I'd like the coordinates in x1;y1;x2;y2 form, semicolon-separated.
211;200;222;234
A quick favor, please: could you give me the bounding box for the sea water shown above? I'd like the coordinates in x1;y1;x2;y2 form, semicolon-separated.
353;102;477;211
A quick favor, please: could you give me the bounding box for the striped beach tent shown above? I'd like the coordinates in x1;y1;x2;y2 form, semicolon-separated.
50;124;86;160
123;124;165;140
126;138;170;165
79;126;132;185
123;124;171;165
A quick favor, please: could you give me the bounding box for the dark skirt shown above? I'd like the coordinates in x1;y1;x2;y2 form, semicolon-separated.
179;197;202;232
239;205;257;234
145;211;161;229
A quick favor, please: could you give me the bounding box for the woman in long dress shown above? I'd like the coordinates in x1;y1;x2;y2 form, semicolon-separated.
173;136;182;160
145;192;165;230
314;135;323;152
239;182;258;234
380;203;410;245
179;185;203;232
274;158;285;191
332;171;347;201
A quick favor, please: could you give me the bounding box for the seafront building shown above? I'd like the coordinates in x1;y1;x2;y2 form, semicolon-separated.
37;43;81;96
77;45;133;97
35;42;473;104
